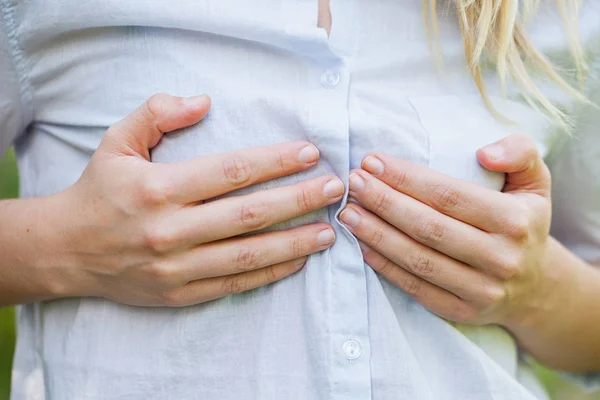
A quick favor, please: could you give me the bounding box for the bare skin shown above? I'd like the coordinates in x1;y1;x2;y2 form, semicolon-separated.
318;0;332;35
0;94;345;307
339;134;600;371
318;0;600;374
1;0;598;374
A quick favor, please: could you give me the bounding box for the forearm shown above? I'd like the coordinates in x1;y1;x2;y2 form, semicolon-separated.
505;237;600;371
0;193;73;306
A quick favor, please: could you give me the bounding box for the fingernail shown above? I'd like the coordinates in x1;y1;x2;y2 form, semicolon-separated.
363;156;384;175
339;208;361;228
183;94;210;108
323;178;345;199
317;229;336;247
299;144;320;164
358;241;370;253
349;173;365;193
481;144;504;160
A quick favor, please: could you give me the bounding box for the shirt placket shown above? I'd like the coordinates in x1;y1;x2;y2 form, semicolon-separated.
286;0;372;399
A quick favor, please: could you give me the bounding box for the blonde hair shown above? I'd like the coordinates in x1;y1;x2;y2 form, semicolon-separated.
423;0;587;128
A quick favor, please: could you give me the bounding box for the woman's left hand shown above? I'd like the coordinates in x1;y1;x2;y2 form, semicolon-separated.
339;133;555;327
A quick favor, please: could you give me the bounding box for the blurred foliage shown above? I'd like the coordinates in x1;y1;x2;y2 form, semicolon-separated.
0;308;14;400
0;148;18;200
0;148;18;400
0;148;598;399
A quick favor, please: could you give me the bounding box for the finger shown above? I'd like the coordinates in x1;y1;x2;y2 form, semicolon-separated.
360;243;476;323
176;223;334;281
156;141;322;204
339;204;504;308
348;170;514;279
163;175;344;248
172;257;307;306
359;154;512;232
477;133;551;197
103;94;211;160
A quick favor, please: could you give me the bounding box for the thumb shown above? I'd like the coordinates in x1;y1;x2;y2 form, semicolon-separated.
476;133;551;197
102;93;211;160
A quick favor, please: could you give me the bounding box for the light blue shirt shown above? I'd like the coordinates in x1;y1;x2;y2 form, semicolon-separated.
1;1;600;399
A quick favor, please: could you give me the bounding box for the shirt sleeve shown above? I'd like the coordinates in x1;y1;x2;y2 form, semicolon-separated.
545;67;600;392
0;7;31;156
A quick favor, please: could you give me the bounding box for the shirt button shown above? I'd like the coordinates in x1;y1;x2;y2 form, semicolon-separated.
342;339;362;360
321;69;340;88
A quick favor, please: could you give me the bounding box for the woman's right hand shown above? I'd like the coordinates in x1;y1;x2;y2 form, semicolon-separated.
50;93;344;307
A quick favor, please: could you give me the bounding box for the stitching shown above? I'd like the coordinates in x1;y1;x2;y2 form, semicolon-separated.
1;0;35;129
0;2;41;396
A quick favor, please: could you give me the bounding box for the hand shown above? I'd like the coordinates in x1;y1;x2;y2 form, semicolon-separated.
339;134;553;327
50;94;344;307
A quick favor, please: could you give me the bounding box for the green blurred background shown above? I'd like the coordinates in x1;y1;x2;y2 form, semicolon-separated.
1;149;18;400
0;148;598;400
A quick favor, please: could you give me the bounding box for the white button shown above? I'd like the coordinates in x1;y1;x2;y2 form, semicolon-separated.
321;70;340;88
342;339;362;360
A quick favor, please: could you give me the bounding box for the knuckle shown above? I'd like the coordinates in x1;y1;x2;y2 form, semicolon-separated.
138;177;169;207
526;147;539;164
373;191;392;215
501;254;522;279
239;202;270;231
402;274;424;298
222;156;254;186
372;257;393;275
407;248;436;278
143;227;178;253
296;187;315;214
235;246;264;272
513;133;536;152
263;265;280;284
275;150;287;173
368;226;384;248
492;252;521;279
147;93;170;110
222;274;251;295
482;283;506;307
413;217;445;245
505;205;531;241
103;124;121;143
290;235;303;259
142;94;168;124
517;135;540;170
391;169;410;191
430;184;461;213
145;262;176;284
522;137;539;159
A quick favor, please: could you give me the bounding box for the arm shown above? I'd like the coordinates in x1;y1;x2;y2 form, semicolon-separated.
0;194;72;304
339;133;600;372
504;241;600;371
0;94;344;307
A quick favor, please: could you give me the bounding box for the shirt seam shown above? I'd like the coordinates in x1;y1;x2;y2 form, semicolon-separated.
1;0;35;130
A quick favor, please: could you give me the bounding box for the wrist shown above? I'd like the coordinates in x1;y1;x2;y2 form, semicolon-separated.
32;189;89;299
500;238;600;370
0;191;82;304
501;238;571;333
